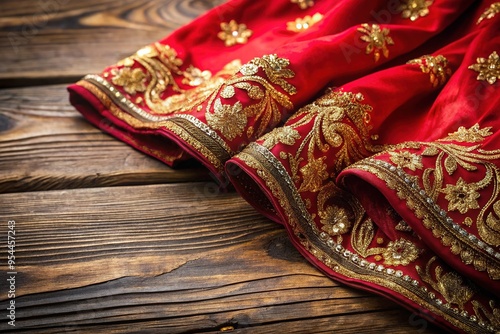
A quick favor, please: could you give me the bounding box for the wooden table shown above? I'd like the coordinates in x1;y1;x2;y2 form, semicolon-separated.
0;1;440;332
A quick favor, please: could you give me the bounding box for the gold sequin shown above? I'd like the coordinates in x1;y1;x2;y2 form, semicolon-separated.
358;24;394;62
286;13;323;32
291;0;314;9
468;51;500;85
407;54;452;87
477;2;500;24
397;0;433;21
218;20;253;47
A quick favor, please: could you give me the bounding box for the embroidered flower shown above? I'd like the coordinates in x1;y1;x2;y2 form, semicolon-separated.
398;0;433;21
358;24;394;62
382;239;420;266
441;177;481;214
182;65;212;87
111;67;147;95
299;157;329;193
320;206;352;235
443;124;493;143
206;98;247;140
468;51;500;85
477;2;500;24
262;126;301;148
389;151;423;171
218;20;253;47
407;54;451;87
286;13;323;32
291;0;314;9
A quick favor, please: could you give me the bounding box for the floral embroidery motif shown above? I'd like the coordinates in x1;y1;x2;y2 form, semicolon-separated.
353;124;500;277
358;24;394;62
111;67;147;95
286;13;323;32
468;51;500;85
291;0;314;9
441;178;481;214
320;204;353;236
382;238;420;266
261;126;301;148
271;90;381;189
206;54;296;140
108;43;241;115
397;0;433;21
407;54;452;87
299;157;329;192
477;2;500;24
417;257;474;308
205;99;246;140
182;65;212;87
218;20;253;47
442;124;493;143
389;151;423;171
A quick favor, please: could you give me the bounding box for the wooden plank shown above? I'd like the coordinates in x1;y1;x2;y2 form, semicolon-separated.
0;183;440;333
0;0;224;87
0;84;210;193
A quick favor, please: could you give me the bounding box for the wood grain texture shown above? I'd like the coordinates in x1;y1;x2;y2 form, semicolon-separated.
0;84;210;193
0;0;225;87
0;183;440;333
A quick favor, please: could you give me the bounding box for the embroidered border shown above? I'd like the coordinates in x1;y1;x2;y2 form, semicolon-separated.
235;143;492;333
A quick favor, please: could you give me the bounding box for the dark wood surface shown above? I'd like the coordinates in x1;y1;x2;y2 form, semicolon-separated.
0;1;440;332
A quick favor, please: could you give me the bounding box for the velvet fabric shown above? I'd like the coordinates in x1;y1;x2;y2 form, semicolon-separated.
68;1;500;332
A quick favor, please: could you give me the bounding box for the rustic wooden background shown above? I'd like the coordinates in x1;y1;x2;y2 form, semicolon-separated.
0;0;440;332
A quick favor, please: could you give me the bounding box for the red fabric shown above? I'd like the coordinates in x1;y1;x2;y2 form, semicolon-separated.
69;1;500;332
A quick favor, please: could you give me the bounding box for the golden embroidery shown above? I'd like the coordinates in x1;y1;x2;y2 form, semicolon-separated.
382;239;420;266
275;91;382;187
351;125;500;277
472;300;500;328
291;0;314;9
218;20;253;47
206;54;296;140
182;65;212;87
111;67;147;95
417;257;474;308
110;43;241;115
442;124;493;143
234;143;498;333
441;178;481;214
261;126;301;148
389;151;423;171
358;24;394;62
286;13;323;32
477;2;500;24
407;55;452;87
299;158;329;192
397;0;433;21
205;99;246;141
468;51;500;85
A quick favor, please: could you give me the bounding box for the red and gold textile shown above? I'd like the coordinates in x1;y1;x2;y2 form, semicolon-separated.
69;1;500;332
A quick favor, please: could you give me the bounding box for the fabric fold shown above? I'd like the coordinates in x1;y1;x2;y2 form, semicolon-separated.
68;0;500;332
225;3;500;333
68;0;474;183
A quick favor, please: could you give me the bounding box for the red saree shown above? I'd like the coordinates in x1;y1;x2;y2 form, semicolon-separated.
68;1;500;332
